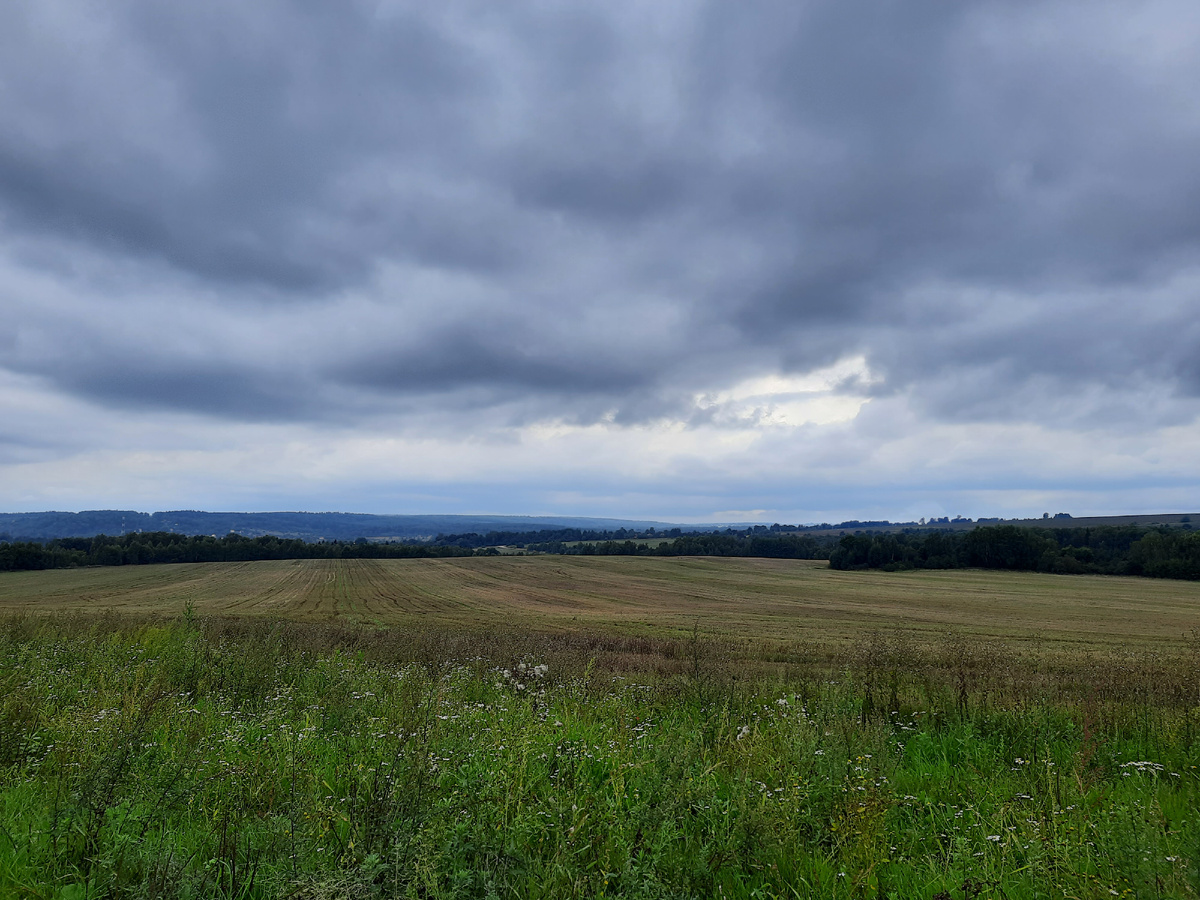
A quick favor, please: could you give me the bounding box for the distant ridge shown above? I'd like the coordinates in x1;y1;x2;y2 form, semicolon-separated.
2;510;1194;544
0;510;697;542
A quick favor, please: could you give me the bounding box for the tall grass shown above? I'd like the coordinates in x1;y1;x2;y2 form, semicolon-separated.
1;614;1198;898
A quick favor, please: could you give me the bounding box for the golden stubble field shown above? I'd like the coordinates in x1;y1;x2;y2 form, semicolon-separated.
0;555;1197;652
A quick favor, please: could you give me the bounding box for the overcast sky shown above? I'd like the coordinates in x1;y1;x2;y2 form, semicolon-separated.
2;1;1198;523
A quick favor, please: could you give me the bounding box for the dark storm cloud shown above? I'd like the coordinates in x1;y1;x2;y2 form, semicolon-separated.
340;324;645;395
1;0;1199;429
54;362;319;422
512;158;691;222
0;2;491;291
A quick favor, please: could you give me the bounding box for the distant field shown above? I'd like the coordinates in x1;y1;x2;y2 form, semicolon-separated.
1;555;1197;651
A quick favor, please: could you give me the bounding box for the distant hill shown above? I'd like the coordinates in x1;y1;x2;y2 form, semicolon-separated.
0;510;696;542
3;509;1194;544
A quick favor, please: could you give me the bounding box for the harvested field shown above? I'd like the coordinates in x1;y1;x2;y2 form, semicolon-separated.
0;555;1197;651
5;558;1200;897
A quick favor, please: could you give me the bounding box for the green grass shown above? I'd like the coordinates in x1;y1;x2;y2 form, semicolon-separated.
2;615;1200;898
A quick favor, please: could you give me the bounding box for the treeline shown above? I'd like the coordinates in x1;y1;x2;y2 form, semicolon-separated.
433;524;830;550
527;534;833;559
431;527;688;549
0;532;477;571
829;525;1200;579
0;530;834;572
16;525;1197;577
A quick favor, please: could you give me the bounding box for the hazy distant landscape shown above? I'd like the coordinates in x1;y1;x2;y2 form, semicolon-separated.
0;510;685;543
3;509;1197;543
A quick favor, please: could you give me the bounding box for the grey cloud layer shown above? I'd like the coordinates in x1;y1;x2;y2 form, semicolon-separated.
1;0;1198;431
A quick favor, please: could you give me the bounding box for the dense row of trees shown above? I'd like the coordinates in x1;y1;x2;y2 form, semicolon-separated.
431;527;687;549
0;529;834;571
526;534;833;559
0;532;477;571
5;524;1199;580
829;525;1200;579
430;524;806;549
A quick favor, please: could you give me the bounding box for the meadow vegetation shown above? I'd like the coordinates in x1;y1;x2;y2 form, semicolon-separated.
2;609;1200;898
2;559;1199;897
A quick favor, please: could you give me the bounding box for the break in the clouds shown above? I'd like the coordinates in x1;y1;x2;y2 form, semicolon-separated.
1;0;1199;522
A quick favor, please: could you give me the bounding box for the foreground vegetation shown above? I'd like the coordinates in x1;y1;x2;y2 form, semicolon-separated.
3;614;1200;898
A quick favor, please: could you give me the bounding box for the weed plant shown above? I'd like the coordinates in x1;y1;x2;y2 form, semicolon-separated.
1;615;1199;898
